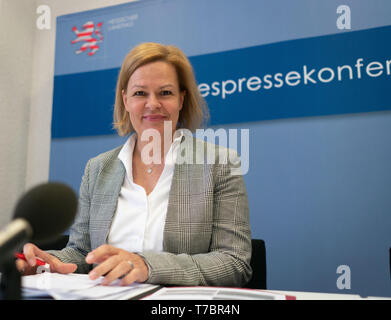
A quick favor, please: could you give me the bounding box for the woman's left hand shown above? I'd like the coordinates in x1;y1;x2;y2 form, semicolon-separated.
86;244;149;286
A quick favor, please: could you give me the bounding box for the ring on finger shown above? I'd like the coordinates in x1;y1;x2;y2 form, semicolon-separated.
127;260;134;270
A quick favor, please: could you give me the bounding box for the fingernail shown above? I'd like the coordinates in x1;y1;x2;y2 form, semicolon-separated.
86;253;94;262
89;271;97;279
29;259;36;267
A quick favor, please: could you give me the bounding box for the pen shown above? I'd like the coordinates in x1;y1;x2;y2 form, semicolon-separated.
15;253;46;266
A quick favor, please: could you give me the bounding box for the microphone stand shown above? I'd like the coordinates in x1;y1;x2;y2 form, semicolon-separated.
0;253;21;300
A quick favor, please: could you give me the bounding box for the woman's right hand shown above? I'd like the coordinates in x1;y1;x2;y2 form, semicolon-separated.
15;243;77;275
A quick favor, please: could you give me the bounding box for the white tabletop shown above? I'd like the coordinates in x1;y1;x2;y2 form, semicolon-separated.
268;290;391;300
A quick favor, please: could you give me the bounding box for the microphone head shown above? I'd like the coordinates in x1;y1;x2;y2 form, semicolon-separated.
13;182;78;244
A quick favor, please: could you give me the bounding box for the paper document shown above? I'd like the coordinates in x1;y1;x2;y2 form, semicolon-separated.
22;273;159;300
143;286;295;300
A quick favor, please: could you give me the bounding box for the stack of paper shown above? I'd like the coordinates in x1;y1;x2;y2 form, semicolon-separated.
22;273;159;300
143;286;295;300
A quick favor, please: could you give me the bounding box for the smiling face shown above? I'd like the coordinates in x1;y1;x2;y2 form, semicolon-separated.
122;60;185;138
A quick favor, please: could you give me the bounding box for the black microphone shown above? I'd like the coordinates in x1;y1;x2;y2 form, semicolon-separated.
0;182;78;299
0;182;78;262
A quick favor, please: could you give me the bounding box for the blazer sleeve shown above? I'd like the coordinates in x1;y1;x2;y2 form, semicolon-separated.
139;149;252;287
46;159;93;274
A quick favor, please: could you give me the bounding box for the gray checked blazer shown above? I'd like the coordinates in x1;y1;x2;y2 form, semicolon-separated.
49;134;252;287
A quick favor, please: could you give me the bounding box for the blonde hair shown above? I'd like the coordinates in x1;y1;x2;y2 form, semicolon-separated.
113;42;209;136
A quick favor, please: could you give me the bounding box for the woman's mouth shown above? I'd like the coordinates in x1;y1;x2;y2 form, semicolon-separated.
143;114;167;121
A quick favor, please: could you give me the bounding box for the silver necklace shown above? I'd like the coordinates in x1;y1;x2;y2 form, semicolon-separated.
146;162;162;174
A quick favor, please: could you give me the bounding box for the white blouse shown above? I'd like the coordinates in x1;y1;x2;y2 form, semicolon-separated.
107;131;183;253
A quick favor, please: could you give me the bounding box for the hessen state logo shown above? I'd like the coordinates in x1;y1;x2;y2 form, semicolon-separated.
71;21;103;56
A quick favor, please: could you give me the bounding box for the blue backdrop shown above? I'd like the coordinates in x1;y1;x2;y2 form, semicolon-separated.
50;0;391;297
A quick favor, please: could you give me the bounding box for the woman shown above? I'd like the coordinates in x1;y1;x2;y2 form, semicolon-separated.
17;43;252;287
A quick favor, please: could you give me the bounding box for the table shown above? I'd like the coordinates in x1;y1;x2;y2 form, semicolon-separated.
268;289;391;300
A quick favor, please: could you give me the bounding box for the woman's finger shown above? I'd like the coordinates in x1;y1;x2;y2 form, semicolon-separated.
36;252;77;274
23;243;39;267
120;255;149;285
86;244;118;264
88;254;120;280
52;261;78;274
120;268;142;286
101;260;134;285
15;259;29;273
23;243;52;268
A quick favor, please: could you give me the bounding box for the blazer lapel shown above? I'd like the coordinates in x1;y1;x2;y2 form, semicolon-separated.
163;135;205;254
89;156;125;248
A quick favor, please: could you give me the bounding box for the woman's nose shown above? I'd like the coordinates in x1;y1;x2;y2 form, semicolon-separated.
146;93;161;109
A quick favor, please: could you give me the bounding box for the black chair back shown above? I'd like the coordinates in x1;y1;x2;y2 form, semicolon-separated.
246;239;267;289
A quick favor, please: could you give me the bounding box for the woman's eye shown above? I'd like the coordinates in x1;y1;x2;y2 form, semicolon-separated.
161;90;172;96
133;91;145;96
